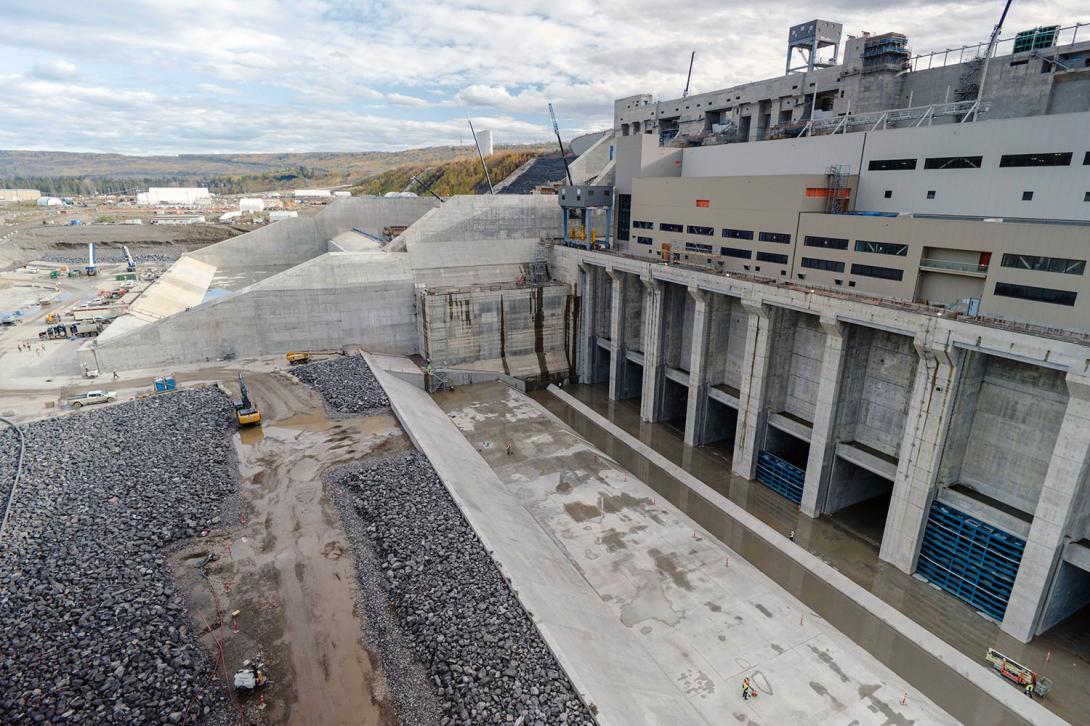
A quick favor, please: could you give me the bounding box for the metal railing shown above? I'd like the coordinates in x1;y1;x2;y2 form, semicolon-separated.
919;258;989;274
909;22;1086;72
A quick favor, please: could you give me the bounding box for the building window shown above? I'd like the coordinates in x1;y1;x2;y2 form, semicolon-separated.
633;220;654;229
924;156;983;169
994;282;1077;306
720;246;752;259
1022;191;1034;201
685;242;713;253
636;236;653;245
756;251;788;264
616;194;631;241
723;228;754;240
849;280;856;287
883;190;893;199
804;235;849;250
851;263;904;280
696;199;710;208
855;240;908;256
1001;254;1086;275
1085;152;1090;165
801;257;845;272
660;223;683;232
999;152;1073;168
758;231;790;244
926;190;936;199
687;225;714;236
868;158;917;171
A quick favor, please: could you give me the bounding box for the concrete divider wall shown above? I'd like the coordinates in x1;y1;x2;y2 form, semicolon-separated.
190;197;438;269
81;252;418;371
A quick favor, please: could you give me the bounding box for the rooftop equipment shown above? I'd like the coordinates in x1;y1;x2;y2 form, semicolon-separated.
786;20;843;74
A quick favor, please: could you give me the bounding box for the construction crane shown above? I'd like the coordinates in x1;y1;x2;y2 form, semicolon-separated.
85;242;97;277
123;245;136;272
548;103;573;186
682;51;696;98
467;119;495;194
971;0;1014;120
233;372;261;427
410;174;445;204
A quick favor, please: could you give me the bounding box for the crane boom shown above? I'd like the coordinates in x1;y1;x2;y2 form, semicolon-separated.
548;103;573;186
467;119;495;194
682;51;696;98
410;174;445;204
85;242;97;276
123;245;136;272
973;0;1014;118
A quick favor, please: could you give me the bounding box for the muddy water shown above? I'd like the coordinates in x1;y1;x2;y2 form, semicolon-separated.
532;386;1034;726
174;372;407;725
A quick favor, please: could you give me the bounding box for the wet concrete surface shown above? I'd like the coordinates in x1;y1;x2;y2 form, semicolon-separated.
435;382;959;725
172;371;408;725
535;383;1090;725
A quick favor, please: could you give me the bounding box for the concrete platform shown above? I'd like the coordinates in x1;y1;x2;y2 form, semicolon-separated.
367;355;964;724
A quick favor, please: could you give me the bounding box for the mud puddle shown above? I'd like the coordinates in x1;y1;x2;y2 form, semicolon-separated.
171;372;408;725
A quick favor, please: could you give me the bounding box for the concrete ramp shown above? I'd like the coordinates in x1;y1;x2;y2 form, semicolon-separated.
128;256;216;323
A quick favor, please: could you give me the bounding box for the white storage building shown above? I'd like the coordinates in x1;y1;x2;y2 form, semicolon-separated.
137;187;211;206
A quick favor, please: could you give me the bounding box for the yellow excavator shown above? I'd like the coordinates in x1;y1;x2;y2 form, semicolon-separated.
234;372;261;427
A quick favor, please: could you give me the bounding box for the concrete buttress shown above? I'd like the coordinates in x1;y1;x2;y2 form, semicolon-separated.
578;263;596;382
683;286;711;446
879;335;960;573
1002;372;1090;642
607;268;626;401
732;298;773;479
640;276;666;423
800;315;846;518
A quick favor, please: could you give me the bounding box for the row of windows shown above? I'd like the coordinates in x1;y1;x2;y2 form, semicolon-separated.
868;152;1084;171
652;222;792;243
1000;254;1086;276
856;240;908;256
994;282;1077;306
801;257;845;272
804;235;849;250
851;263;904;281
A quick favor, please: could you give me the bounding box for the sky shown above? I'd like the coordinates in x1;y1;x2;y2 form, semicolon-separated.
0;0;1081;155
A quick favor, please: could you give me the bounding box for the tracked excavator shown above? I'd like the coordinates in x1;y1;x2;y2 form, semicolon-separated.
234;372;261;427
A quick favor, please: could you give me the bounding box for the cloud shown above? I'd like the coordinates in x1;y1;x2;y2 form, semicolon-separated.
27;59;76;81
386;92;430;108
0;0;1084;153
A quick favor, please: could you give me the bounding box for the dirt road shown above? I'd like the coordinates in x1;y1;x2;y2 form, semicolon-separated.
173;371;408;725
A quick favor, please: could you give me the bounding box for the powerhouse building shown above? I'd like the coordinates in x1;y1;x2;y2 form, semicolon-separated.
565;18;1090;643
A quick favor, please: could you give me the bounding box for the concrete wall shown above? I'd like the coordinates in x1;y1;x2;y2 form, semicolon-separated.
191;196;437;269
834;326;918;458
81;252;418;371
942;354;1068;515
418;282;573;380
682;133;866;177
765;309;825;423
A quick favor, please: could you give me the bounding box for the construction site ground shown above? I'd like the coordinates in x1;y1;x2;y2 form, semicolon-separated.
368;360;960;726
538;383;1090;725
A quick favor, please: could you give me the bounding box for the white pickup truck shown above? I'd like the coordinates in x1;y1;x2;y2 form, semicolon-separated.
69;390;117;408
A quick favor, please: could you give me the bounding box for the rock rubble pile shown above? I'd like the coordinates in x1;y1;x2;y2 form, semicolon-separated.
0;388;237;724
290;355;389;415
333;451;594;726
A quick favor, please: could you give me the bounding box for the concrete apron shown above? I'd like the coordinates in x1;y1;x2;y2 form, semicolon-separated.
364;354;706;725
545;385;1066;726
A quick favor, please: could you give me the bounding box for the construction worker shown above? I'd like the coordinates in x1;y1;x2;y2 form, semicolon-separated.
742;677;751;701
112;370;119;381
1024;680;1034;698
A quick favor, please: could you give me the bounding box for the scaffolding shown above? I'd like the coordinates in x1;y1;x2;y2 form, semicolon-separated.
825;165;851;214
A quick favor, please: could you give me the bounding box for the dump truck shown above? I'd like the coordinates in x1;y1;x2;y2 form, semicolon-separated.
286;351;311;365
234;372;261;427
38;324;69;340
71;322;104;337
